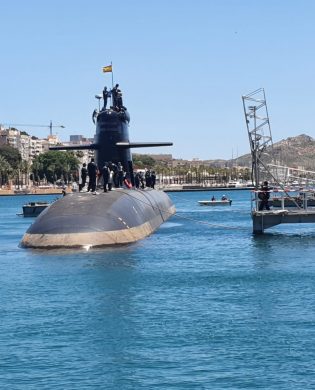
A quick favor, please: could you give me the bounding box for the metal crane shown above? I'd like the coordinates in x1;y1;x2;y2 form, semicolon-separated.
0;121;65;136
242;88;273;188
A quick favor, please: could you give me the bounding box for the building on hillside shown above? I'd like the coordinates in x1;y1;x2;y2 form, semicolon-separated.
46;134;61;146
65;135;95;165
29;137;46;160
18;134;31;162
172;159;189;168
0;128;33;162
0;128;20;149
0;127;64;162
69;135;94;145
70;135;84;143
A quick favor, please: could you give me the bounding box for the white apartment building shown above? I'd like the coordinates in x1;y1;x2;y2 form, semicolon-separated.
0;128;94;165
0;128;61;163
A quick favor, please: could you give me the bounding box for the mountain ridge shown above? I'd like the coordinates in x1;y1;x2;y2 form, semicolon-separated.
205;134;315;170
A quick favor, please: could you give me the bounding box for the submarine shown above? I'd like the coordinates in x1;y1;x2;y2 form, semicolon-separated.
21;83;176;248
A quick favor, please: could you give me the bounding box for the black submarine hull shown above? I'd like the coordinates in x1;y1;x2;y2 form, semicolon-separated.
21;188;175;248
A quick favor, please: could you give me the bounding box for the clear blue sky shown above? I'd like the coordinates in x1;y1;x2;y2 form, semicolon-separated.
1;0;315;160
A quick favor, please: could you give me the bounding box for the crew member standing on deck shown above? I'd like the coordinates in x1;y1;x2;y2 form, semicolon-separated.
80;163;87;191
117;162;124;187
102;86;110;110
87;158;97;193
111;84;120;109
150;171;156;189
102;163;110;192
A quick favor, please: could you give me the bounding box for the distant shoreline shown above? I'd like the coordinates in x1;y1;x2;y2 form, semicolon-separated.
0;185;254;196
0;188;67;196
162;186;254;192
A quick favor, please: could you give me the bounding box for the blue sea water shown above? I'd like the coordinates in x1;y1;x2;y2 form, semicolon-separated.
0;190;315;389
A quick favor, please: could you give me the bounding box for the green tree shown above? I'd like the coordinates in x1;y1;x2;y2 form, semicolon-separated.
20;160;31;186
133;154;156;169
0;155;11;185
0;145;22;170
32;151;80;184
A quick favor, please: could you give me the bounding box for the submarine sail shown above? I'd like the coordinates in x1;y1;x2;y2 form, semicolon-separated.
21;82;176;248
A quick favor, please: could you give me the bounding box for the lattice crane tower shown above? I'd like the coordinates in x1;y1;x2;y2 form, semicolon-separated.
242;88;273;189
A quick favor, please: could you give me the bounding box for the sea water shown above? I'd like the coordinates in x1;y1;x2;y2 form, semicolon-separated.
0;191;315;389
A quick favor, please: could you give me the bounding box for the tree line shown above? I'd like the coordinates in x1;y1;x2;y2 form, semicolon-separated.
0;145;80;187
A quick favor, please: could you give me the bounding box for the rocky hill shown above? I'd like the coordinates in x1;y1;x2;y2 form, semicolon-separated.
231;134;315;170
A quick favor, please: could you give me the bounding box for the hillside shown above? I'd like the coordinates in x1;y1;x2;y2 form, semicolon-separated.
232;134;315;170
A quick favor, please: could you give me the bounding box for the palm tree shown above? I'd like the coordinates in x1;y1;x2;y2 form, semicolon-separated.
20;160;31;187
0;156;11;187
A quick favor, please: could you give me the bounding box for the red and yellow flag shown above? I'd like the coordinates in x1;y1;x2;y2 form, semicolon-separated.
102;65;112;73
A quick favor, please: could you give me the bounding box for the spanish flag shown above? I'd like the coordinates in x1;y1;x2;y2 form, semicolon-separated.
102;65;112;73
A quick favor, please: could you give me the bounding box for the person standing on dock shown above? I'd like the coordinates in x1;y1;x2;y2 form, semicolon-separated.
258;181;271;210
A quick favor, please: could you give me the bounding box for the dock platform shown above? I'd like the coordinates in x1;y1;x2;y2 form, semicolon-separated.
252;209;315;233
252;189;315;234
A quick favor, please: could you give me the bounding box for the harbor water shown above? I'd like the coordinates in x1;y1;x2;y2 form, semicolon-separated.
1;190;315;389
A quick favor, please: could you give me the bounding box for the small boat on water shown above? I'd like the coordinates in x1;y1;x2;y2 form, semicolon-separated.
20;201;50;217
198;197;232;206
227;180;246;188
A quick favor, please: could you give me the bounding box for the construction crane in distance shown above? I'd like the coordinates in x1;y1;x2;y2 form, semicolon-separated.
0;121;65;136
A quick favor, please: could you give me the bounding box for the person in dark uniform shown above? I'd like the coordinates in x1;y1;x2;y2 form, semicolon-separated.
87;158;97;193
139;172;145;189
102;163;110;192
117;90;123;109
150;171;156;189
92;109;98;124
110;162;119;187
80;163;87;191
145;170;151;187
258;181;271;210
134;172;140;189
117;162;124;187
111;84;122;110
102;86;110;110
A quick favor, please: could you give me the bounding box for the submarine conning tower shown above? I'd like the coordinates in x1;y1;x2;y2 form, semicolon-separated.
95;106;132;176
50;83;172;179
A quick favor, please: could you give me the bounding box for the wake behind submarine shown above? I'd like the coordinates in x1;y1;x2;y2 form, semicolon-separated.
21;83;176;248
